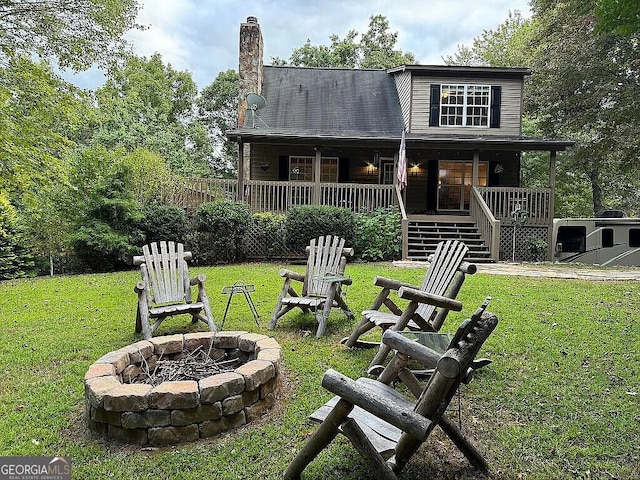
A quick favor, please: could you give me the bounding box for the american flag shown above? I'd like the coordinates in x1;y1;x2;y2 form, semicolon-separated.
397;130;407;189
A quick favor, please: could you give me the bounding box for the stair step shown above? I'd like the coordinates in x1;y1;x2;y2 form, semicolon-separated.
405;216;494;262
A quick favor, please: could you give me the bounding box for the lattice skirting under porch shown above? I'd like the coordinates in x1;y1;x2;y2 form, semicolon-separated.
499;225;550;262
245;223;304;260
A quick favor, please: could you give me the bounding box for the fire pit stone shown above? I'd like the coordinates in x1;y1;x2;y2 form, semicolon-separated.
85;331;283;445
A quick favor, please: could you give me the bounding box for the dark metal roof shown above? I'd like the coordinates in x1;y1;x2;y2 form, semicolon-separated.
237;66;404;134
387;64;531;79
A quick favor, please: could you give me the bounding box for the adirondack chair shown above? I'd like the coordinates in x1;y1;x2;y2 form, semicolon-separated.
269;235;354;338
283;300;498;480
341;240;476;369
133;241;216;340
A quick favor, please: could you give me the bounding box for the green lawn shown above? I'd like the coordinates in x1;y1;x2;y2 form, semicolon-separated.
0;263;639;479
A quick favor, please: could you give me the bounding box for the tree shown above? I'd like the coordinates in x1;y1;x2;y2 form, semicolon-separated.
197;69;240;176
443;11;536;68
595;0;640;36
273;15;415;69
94;53;213;177
0;57;92;197
528;0;640;215
71;163;144;271
0;0;141;70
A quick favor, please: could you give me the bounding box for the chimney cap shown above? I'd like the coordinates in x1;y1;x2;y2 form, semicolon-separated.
246;16;258;24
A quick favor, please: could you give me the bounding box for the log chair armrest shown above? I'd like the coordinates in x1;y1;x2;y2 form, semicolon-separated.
189;273;206;286
372;276;418;292
381;330;442;368
279;268;305;282
134;280;147;294
397;287;463;312
321;369;432;440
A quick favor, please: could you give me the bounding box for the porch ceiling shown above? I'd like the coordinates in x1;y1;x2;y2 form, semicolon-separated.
225;129;575;152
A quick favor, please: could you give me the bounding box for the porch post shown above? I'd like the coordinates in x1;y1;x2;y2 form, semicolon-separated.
237;141;245;201
547;150;557;261
472;150;480;186
313;147;322;205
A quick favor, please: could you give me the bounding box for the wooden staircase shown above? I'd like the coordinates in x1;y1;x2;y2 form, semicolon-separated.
406;216;494;262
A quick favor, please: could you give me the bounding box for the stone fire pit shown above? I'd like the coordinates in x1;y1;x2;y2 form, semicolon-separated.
84;331;282;446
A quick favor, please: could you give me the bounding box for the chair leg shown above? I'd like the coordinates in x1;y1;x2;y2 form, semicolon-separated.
137;298;152;340
341;418;398;480
342;289;390;348
269;279;292;330
438;415;489;472
283;399;353;479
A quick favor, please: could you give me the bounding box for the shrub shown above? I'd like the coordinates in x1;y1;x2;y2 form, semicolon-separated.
190;201;252;264
353;207;402;261
138;204;190;245
251;212;287;259
524;236;548;262
284;205;356;252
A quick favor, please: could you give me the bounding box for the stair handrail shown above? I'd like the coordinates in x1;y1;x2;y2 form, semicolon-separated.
470;187;500;262
395;184;409;260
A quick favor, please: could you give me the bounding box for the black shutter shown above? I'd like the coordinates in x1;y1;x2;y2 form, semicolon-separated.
429;84;440;127
278;156;289;180
338;158;349;182
490;86;501;128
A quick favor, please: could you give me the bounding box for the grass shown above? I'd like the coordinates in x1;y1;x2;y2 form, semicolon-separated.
0;262;639;479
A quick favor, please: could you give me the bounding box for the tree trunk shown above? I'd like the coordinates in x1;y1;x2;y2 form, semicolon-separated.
588;162;603;215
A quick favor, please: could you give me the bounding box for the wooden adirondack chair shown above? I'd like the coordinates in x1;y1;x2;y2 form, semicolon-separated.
269;235;354;338
284;300;498;480
133;241;216;340
342;240;476;369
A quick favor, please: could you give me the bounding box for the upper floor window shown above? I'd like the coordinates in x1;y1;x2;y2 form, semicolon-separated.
430;84;501;129
440;84;490;127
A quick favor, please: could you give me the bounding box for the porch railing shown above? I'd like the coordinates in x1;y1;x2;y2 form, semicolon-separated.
241;180;395;213
470;187;500;262
177;179;395;214
476;186;552;226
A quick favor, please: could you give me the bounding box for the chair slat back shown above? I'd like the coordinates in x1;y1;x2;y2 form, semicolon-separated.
142;241;188;304
414;240;468;322
306;235;347;296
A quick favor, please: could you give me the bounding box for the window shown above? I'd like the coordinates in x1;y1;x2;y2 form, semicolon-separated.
440;84;490;127
289;157;313;181
630;229;640;247
289;156;339;182
602;228;614;248
557;226;586;253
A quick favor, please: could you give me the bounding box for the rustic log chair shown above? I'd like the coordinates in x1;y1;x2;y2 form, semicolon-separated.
133;241;216;340
341;239;476;369
269;235;354;338
283;299;498;480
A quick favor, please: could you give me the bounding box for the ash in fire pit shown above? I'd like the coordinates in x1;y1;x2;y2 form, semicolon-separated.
84;331;282;446
137;345;241;386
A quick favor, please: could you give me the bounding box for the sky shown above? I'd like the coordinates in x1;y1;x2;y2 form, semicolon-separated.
64;0;532;91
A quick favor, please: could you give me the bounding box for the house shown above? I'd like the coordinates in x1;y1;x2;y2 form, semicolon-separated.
225;17;574;262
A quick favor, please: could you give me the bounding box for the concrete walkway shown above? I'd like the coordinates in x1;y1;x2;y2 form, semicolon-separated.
392;261;640;281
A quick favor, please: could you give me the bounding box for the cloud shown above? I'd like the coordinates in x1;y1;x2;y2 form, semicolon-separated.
62;0;532;90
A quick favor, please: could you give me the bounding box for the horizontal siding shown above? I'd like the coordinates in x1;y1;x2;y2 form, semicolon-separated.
411;76;522;136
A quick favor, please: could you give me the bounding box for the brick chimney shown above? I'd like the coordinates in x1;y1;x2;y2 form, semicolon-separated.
238;16;263;128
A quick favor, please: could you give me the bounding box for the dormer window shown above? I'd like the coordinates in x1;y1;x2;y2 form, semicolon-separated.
440;84;490;127
430;84;502;128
